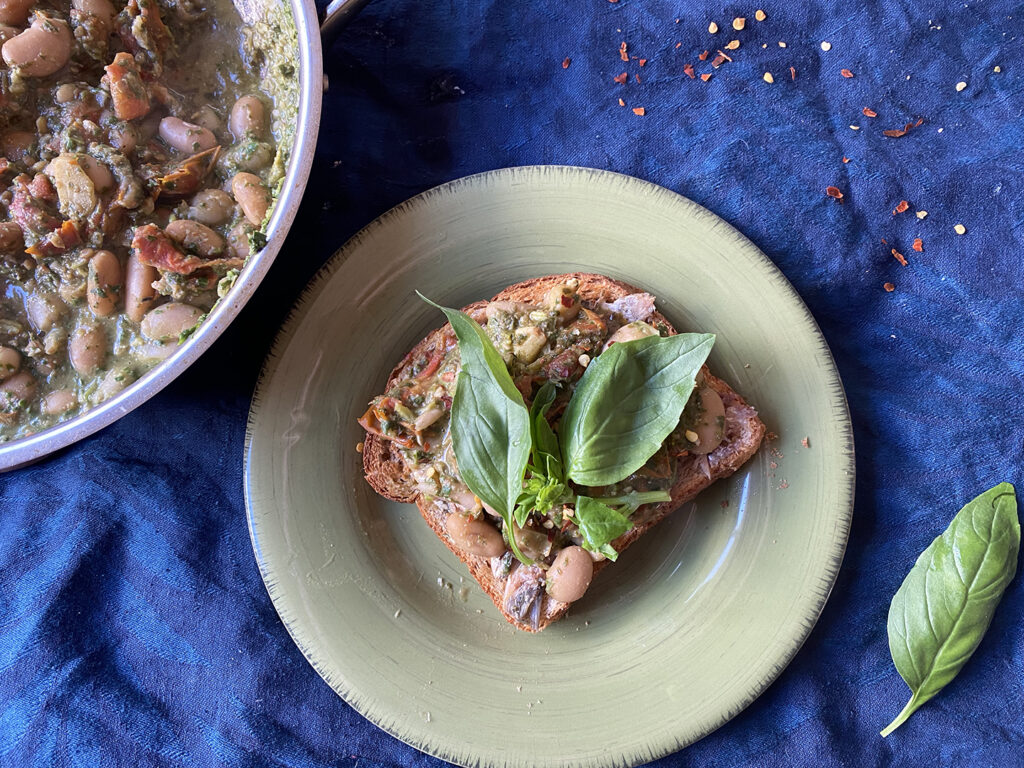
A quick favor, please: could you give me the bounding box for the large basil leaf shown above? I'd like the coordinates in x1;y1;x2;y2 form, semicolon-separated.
560;333;715;486
529;380;563;480
881;482;1019;737
420;297;531;534
574;495;633;561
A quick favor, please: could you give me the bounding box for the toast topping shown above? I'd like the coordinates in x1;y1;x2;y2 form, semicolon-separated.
358;276;760;629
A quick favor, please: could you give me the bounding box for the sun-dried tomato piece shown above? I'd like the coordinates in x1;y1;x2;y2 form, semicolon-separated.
840;69;854;78
912;238;923;252
893;200;909;214
862;107;877;117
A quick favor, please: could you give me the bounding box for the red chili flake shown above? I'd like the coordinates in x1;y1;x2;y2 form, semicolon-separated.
912;238;923;252
613;72;628;84
883;119;923;138
891;248;908;266
638;58;647;66
632;107;646;116
683;63;695;79
790;66;796;80
699;50;709;61
618;98;625;106
634;74;641;83
675;42;682;49
842;157;850;163
619;42;629;62
862;107;877;117
711;53;728;68
881;238;888;244
884;282;896;292
840;68;854;78
825;186;844;201
562;57;571;69
801;437;810;448
700;73;712;82
608;0;619;3
717;49;733;62
893;200;909;215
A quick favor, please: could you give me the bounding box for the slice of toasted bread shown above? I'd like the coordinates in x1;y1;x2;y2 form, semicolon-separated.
361;273;766;631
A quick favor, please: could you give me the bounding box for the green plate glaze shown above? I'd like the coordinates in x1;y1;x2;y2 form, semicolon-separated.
244;166;854;767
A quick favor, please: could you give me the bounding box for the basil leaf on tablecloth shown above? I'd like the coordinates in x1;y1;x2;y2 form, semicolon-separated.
881;482;1020;737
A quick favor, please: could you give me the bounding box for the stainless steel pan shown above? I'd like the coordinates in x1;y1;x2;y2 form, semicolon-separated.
0;0;366;470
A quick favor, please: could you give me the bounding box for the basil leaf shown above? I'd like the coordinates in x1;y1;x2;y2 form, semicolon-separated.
590;489;672;516
881;482;1020;737
420;295;531;539
561;333;715;487
530;380;563;481
574;495;633;561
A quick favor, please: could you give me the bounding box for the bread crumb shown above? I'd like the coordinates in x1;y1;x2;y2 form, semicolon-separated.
355;442;364;453
994;65;1001;72
763;72;774;83
916;210;928;219
955;80;967;91
954;223;966;235
778;41;787;47
821;41;832;51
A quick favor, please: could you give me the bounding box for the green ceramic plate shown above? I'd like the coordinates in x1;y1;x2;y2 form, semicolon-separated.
244;166;854;767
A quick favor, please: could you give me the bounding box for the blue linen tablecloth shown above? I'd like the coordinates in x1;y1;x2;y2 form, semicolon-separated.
3;0;1024;765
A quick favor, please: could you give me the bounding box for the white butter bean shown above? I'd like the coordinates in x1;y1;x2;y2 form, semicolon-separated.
69;324;107;375
0;345;20;381
231;172;271;225
545;546;594;603
188;188;235;226
123;252;158;323
87;249;122;317
165;218;225;257
445;513;506;557
2;15;72;77
159;116;217;154
140;302;203;342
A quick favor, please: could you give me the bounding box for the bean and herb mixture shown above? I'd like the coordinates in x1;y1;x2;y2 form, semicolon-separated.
0;0;296;440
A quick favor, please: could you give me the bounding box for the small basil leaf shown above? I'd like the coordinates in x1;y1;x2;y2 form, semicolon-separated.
561;333;715;487
419;295;531;533
590;489;672;516
574;495;633;561
530;380;563;481
881;482;1020;737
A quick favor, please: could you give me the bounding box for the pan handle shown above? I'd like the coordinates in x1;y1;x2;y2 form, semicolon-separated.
320;0;371;45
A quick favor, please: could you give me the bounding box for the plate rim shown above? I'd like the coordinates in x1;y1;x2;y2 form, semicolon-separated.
243;164;855;767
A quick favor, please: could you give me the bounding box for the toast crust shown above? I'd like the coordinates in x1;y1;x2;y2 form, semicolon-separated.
361;273;766;631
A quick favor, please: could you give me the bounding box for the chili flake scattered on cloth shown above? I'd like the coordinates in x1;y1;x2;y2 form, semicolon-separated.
841;68;854;78
700;73;712;82
891;248;908;266
562;57;570;69
619;42;629;61
826;186;844;201
883;118;924;138
790;66;797;80
893;200;909;214
884;282;896;292
801;436;810;448
912;238;923;252
638;58;647;66
699;50;709;60
618;98;625;106
634;74;641;83
862;107;877;117
842;156;850;163
683;63;695;79
613;72;628;84
632;107;645;116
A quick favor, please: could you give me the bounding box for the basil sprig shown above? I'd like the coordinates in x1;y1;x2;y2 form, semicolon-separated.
419;296;533;563
881;482;1019;736
560;332;715;486
422;296;705;564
